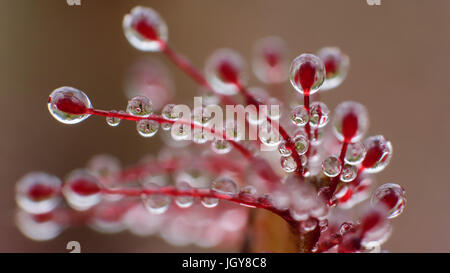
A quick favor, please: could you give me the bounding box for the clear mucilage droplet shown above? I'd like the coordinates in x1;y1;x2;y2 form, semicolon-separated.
278;141;292;157
161;122;172;131
210;177;239;195
289;54;325;95
317;47;350;91
137;119;159;137
309;102;330;128
293;135;309;155
322;156;342;177
362;135;393;173
259;121;282;147
300;218;318;232
123;6;168;52
371;183;406;219
16;172;61;214
175;181;194;208
205;48;247;95
171;123;190;141
201;197;219;208
142;183;171;214
332;101;369;143
161;104;181;121
290;105;309;126
127;95;153;117
48;86;92;124
340;164;357;182
106;110;121;127
193;107;214;126
345;142;366;165
281;156;297;173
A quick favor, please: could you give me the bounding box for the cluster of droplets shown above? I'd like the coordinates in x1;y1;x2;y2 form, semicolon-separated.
272;176;328;228
24;6;409;252
14;153;252;243
47;86;244;157
140;176;240;214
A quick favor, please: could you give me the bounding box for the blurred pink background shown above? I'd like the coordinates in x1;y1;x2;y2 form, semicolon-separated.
1;0;449;252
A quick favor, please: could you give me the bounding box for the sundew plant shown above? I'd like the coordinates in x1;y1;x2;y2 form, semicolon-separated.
15;6;405;253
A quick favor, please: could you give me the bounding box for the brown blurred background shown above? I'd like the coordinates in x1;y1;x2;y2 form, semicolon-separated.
1;0;449;252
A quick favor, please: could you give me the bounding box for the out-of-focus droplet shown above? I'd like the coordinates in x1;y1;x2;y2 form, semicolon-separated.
332;101;369;143
89;203;127;234
205;48;247;95
281;156;297;173
252;36;289;83
106;110;121;127
123;6;168;52
87;154;121;178
322;156;342;177
137;119;159;137
293;135;309;155
211;177;239;195
309;102;329;128
300;218;318;232
16;172;61;214
317;47;350;91
359;205;392;249
371;183;406;219
345;142;366;165
201;197;219;208
290;105;309;126
63;169;102;211
16;211;62;241
175;181;194;208
340;164;357;182
48;87;92;124
127;95;153;117
211;139;232;154
289;54;325;95
142;183;171;214
362;135;393;173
